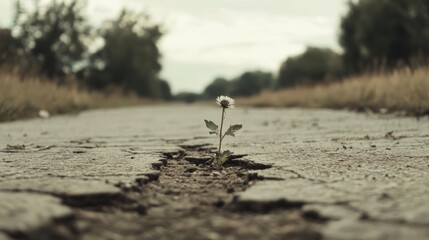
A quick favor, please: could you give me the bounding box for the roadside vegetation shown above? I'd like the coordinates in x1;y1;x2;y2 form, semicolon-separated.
2;0;429;120
239;66;429;115
193;0;429;115
0;1;169;122
0;71;153;122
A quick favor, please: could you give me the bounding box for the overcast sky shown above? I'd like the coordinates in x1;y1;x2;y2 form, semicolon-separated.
0;0;350;93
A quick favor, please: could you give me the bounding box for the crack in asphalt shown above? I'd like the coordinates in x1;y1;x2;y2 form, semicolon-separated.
2;144;326;240
2;140;428;239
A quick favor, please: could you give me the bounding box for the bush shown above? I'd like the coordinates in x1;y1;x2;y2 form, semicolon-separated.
277;47;343;88
230;71;273;97
175;92;201;103
203;78;230;99
203;71;273;98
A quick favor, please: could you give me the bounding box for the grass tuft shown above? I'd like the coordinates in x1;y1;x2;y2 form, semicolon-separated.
0;71;154;122
240;66;429;115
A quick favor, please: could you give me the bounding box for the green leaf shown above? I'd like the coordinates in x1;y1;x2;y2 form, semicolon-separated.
204;120;218;131
204;120;219;135
219;150;233;165
214;150;233;166
224;124;243;137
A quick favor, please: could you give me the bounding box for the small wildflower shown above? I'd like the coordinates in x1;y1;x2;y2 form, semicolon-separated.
204;96;243;167
216;96;235;109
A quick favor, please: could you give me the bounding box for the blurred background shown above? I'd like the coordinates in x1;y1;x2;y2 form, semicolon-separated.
0;0;428;121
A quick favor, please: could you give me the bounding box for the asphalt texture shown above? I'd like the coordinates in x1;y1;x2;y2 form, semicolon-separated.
1;105;428;240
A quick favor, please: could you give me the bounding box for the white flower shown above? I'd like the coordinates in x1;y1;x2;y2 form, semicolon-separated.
216;96;235;109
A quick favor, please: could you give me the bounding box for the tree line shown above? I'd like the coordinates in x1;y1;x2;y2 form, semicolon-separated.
195;0;429;100
1;0;428;101
0;0;171;99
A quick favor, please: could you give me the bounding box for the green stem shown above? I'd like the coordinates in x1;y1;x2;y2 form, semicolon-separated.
218;108;225;155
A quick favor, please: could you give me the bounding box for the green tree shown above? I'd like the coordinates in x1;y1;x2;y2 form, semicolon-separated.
12;0;89;77
203;77;230;98
87;10;163;97
0;29;17;66
340;0;429;73
202;71;273;98
277;47;343;88
175;92;201;103
159;79;172;100
230;71;273;97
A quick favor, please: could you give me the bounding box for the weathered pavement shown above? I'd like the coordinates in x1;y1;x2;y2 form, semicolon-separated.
1;105;428;239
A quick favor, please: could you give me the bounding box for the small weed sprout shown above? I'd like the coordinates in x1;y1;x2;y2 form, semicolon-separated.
204;96;242;167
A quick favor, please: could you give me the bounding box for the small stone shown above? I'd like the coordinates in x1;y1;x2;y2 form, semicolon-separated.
38;110;50;119
135;205;147;215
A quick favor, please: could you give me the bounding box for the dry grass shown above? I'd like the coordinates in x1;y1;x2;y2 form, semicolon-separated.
0;71;154;122
240;67;429;115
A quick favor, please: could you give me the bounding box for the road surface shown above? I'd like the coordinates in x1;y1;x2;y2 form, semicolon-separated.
1;105;428;239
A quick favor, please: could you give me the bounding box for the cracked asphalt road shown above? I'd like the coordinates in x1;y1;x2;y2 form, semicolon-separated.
1;105;428;240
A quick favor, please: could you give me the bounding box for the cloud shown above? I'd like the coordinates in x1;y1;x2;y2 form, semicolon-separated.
159;8;340;68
